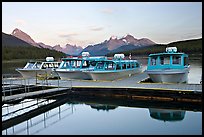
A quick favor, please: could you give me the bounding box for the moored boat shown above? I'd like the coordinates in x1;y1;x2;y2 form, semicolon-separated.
16;57;61;79
55;53;106;80
84;54;142;81
145;47;190;83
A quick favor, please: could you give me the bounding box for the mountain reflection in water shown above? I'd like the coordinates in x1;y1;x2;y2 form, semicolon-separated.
2;95;201;135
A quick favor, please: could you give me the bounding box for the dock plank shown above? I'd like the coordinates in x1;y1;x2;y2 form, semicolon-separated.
2;87;69;102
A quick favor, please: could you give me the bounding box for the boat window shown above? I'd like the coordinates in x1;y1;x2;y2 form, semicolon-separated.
122;63;126;69
130;63;134;68
35;63;41;68
59;62;65;68
127;63;131;68
160;56;170;65
116;64;121;70
150;57;157;66
24;63;35;69
96;62;104;69
48;63;54;68
107;63;115;70
184;57;189;66
76;61;81;68
172;56;181;65
135;62;139;68
90;61;97;66
42;63;48;69
82;61;90;68
54;63;59;68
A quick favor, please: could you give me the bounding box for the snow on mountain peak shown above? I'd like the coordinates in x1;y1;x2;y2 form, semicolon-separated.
110;35;117;40
11;28;41;48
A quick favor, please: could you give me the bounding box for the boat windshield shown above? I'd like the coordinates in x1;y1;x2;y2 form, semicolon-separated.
150;56;157;66
160;56;170;65
24;62;35;69
172;55;181;65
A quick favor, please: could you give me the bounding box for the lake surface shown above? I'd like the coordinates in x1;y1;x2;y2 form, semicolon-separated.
2;57;202;135
2;97;202;135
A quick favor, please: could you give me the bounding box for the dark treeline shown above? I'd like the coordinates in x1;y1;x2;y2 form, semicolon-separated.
108;38;202;57
2;32;67;60
2;46;66;60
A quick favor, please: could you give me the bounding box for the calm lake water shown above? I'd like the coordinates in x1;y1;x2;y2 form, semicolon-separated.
2;57;202;135
2;97;202;135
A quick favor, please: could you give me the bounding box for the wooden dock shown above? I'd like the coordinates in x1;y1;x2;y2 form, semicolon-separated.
2;72;202;130
2;72;202;104
2;87;69;103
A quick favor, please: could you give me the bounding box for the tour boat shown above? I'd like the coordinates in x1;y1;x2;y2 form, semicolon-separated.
16;57;61;79
55;52;106;80
83;54;142;81
145;47;190;83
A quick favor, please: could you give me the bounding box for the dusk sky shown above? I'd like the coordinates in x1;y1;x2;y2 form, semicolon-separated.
2;2;202;48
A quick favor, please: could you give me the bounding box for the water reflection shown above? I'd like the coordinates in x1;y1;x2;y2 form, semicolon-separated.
2;101;74;135
148;108;186;122
88;104;118;111
2;95;201;135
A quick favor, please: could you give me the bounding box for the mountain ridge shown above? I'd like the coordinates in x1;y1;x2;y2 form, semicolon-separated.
10;28;83;55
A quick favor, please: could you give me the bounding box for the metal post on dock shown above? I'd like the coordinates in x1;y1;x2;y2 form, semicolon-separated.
200;75;202;84
46;71;48;86
10;76;12;96
54;69;60;90
36;71;37;85
70;79;72;89
28;78;30;93
24;78;27;96
2;75;6;100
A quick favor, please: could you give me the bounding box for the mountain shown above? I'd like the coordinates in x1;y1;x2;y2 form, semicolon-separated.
37;42;54;50
63;44;83;55
108;38;202;57
2;32;33;47
53;44;83;55
10;28;83;55
11;28;41;48
81;34;156;56
2;32;66;60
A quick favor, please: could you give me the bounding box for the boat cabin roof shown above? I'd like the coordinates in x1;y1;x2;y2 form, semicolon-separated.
149;52;188;57
61;56;107;62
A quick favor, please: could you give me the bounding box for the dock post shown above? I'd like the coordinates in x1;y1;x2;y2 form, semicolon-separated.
70;79;72;89
9;76;12;96
2;75;5;99
35;71;37;85
24;78;27;96
46;71;48;86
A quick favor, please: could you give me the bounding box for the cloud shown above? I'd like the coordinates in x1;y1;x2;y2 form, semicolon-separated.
90;27;104;31
15;19;26;25
101;8;114;14
180;33;202;39
58;33;78;38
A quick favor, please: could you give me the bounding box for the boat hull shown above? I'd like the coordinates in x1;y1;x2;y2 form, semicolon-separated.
85;68;142;81
16;69;57;79
145;68;189;83
56;69;92;80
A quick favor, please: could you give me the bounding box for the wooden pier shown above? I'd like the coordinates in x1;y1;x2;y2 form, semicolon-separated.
2;72;202;131
2;72;202;104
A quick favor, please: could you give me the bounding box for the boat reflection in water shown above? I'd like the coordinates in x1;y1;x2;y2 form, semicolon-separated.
148;108;186;122
88;104;118;111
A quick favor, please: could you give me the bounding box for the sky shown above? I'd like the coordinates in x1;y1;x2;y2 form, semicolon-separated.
2;2;202;48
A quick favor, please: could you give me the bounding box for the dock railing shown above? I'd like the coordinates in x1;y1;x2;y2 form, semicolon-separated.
2;73;73;99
